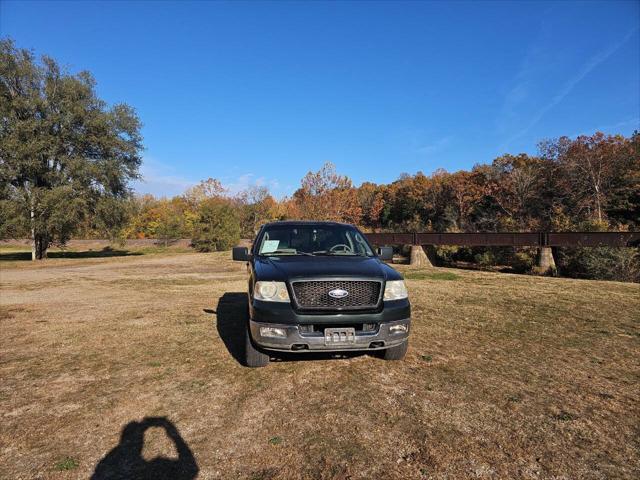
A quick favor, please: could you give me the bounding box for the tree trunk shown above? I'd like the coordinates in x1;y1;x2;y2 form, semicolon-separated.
30;202;37;261
33;234;48;260
40;236;47;259
31;231;36;261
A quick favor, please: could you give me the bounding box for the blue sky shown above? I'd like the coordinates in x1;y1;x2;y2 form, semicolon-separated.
1;0;638;197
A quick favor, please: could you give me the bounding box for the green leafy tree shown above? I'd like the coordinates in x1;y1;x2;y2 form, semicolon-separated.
191;199;240;252
91;196;133;243
0;39;143;259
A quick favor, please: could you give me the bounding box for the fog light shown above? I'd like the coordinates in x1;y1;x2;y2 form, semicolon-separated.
260;327;287;338
389;324;408;334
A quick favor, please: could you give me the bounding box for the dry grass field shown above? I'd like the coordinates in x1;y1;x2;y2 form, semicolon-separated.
1;248;639;479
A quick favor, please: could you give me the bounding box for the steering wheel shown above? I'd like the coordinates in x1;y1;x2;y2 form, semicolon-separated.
329;244;353;253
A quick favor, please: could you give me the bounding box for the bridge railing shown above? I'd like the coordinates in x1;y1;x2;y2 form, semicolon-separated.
364;232;640;248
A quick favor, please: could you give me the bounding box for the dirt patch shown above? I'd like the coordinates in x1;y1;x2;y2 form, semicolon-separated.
0;252;638;479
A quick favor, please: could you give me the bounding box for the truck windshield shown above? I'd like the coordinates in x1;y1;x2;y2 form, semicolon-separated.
256;224;375;257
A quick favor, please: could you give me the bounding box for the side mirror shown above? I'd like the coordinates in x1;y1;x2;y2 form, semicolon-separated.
377;246;394;261
232;246;250;261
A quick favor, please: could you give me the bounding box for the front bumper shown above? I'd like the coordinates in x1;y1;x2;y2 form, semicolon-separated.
249;318;410;352
250;297;411;325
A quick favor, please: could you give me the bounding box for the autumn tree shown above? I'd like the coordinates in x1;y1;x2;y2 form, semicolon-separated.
0;39;142;259
482;154;550;230
444;170;485;231
540;132;638;226
183;178;226;207
357;182;385;230
605;131;640;228
276;196;302;221
293;162;362;224
238;185;278;237
380;172;441;231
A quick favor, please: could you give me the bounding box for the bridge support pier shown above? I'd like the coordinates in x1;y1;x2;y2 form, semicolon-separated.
535;247;556;275
409;244;433;268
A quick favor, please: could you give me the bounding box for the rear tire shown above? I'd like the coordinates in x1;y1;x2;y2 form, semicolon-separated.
244;324;269;368
381;340;408;360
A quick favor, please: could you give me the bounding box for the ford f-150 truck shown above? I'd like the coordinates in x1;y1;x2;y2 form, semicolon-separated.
232;221;411;367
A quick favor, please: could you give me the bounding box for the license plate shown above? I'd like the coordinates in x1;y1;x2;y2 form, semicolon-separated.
324;327;356;345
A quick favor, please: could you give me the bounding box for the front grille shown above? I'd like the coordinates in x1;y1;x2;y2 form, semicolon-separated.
291;280;382;311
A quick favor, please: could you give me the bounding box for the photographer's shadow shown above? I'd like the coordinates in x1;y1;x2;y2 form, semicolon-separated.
91;417;198;480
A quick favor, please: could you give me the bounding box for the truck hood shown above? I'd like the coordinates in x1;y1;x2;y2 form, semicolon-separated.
254;255;403;282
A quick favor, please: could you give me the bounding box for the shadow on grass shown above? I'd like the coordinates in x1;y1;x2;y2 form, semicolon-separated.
210;292;367;367
0;247;143;261
92;417;198;480
211;292;248;365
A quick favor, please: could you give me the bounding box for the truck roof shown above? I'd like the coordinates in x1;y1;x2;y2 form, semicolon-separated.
261;220;354;228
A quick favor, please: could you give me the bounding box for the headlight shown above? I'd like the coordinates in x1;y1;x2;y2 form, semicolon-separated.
383;280;408;300
259;327;287;338
254;281;290;303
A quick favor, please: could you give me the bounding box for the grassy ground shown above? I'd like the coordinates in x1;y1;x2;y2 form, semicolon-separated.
0;252;638;479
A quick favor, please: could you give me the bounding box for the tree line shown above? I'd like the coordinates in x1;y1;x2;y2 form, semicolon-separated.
74;136;640;245
70;135;638;281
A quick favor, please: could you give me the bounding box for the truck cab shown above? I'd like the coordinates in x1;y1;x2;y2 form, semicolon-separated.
232;221;411;367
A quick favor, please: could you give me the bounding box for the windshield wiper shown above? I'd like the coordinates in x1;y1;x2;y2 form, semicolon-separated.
262;250;315;256
312;250;368;257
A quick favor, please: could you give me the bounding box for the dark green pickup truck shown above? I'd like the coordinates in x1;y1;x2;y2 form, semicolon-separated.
232;221;411;367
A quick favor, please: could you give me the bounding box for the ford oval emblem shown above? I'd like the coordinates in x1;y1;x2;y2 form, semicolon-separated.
328;288;349;299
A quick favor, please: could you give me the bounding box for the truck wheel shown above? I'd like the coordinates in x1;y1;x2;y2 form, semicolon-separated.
244;323;269;368
381;340;408;360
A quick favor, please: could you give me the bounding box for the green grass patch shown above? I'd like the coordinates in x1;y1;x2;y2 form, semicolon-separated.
404;271;460;281
54;457;79;471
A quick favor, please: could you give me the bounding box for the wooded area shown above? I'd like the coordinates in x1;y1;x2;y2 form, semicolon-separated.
64;132;640;248
71;134;640;281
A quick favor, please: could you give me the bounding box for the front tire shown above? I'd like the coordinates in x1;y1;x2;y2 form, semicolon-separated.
244;324;269;368
380;340;408;360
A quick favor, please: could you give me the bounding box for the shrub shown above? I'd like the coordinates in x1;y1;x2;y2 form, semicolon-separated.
434;245;460;265
556;246;640;282
474;249;497;268
512;249;537;273
191;199;240;252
